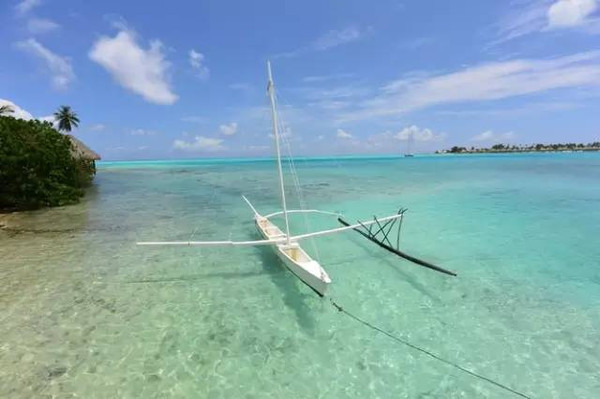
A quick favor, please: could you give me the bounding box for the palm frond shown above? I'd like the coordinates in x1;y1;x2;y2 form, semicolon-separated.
53;105;80;132
0;104;15;115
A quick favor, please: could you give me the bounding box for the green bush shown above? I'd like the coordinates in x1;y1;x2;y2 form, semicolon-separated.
0;116;95;211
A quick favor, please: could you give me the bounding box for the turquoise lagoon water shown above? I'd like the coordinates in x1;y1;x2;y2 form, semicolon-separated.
1;153;599;398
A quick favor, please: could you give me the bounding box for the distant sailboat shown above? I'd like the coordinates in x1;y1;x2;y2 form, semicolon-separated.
404;133;414;157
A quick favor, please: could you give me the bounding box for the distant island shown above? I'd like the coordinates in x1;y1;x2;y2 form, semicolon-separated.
438;142;600;154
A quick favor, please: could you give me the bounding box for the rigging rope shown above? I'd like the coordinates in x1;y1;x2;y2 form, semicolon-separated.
329;298;532;399
273;90;323;266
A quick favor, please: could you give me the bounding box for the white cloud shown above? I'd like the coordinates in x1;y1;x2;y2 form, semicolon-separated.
296;85;369;103
275;26;369;58
16;39;74;90
189;49;209;80
548;0;597;27
494;1;551;43
302;73;354;83
436;101;581;117
15;0;41;15
219;122;237;136
27;18;60;34
130;129;157;136
313;27;364;50
394;125;444;142
89;123;106;131
342;51;600;121
299;83;366;112
89;29;177;105
38;114;58;127
363;127;446;152
0;99;57;126
336;128;353;139
173;136;224;152
309;100;350;110
472;130;516;142
494;0;599;43
0;99;34;120
360;125;446;152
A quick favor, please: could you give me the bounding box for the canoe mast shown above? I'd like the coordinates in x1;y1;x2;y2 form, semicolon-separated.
266;61;291;244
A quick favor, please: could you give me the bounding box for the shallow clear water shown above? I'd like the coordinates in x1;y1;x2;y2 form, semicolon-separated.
1;153;599;398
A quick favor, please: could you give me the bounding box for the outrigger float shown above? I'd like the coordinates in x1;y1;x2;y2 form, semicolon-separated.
137;62;456;296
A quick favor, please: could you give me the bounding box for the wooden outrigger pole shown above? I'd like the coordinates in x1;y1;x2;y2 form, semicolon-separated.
337;211;457;277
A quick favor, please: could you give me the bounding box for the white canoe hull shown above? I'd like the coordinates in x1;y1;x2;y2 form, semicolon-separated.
254;215;331;296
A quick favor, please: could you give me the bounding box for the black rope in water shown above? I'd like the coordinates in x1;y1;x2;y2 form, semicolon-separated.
330;299;532;399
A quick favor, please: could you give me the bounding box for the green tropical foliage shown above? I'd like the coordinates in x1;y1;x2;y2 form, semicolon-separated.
53;105;80;132
441;142;600;154
449;146;467;153
0;116;95;211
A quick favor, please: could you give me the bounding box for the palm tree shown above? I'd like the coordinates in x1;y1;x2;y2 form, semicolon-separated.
0;104;14;116
53;105;79;133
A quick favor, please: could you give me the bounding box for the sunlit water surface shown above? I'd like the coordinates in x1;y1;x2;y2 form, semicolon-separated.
1;153;599;398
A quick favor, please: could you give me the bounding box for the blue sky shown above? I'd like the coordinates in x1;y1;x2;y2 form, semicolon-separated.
1;0;600;160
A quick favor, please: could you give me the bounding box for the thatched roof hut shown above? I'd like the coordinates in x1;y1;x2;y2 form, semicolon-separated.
67;134;101;160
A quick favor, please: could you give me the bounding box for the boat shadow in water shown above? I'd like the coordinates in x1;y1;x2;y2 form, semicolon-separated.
345;235;442;303
254;246;317;334
126;270;269;284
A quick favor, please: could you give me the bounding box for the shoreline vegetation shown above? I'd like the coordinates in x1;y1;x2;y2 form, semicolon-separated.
0;106;100;213
438;142;600;154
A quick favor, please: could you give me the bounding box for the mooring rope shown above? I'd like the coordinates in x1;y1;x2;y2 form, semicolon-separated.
263;72;529;398
329;298;532;399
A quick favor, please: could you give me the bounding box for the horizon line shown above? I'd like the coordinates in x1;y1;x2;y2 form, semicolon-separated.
97;151;595;164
